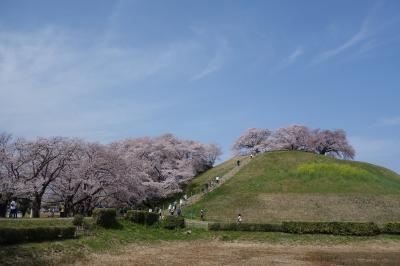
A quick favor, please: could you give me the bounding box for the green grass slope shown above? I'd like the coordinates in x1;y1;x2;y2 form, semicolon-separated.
183;156;246;195
184;151;400;223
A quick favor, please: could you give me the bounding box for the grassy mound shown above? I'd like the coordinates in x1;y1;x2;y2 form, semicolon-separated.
184;151;400;223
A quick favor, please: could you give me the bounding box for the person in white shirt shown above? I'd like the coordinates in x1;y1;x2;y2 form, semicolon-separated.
237;214;242;224
10;199;17;218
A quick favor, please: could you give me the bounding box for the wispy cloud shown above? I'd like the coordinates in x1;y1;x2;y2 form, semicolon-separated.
0;26;201;140
190;38;230;81
312;18;371;65
191;52;225;81
273;46;304;72
311;2;398;65
377;116;400;127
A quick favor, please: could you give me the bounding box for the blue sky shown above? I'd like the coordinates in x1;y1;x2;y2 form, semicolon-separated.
0;0;399;172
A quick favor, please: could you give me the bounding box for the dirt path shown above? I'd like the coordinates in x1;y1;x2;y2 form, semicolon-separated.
73;240;400;266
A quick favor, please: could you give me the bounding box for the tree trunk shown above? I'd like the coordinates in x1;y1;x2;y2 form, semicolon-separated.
64;196;74;217
31;194;42;218
0;201;7;217
0;194;12;217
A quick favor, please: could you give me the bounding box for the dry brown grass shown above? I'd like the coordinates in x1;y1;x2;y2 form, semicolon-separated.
203;193;400;223
73;240;400;266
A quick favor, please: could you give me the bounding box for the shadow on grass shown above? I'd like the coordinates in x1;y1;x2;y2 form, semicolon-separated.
0;237;86;266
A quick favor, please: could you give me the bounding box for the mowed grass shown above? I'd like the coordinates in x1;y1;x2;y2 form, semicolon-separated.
0;218;74;228
184;151;400;222
2;218;400;266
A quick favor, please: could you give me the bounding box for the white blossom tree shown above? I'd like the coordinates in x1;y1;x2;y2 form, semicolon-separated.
311;129;355;159
270;125;313;151
232;128;272;155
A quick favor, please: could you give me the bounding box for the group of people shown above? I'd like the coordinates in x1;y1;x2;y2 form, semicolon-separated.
168;200;184;216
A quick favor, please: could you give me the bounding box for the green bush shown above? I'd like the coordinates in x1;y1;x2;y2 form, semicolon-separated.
92;208;117;228
162;215;185;229
126;210;159;225
72;214;84;226
209;222;282;232
0;226;75;245
381;222;400;234
282;221;380;236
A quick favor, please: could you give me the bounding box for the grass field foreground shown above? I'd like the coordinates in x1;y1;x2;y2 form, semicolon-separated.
2;218;400;265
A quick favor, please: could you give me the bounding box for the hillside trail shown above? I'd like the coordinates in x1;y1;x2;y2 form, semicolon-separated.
183;156;251;207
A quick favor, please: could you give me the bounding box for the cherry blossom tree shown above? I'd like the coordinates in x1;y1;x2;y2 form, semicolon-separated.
232;128;272;155
0;132;14;217
271;125;313;151
7;137;81;217
311;129;355;159
112;134;222;202
232;125;355;160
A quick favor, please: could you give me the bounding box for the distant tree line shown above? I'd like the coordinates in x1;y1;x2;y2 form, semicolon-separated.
232;125;355;159
0;133;221;217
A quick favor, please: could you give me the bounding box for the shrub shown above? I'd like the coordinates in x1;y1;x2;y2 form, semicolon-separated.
381;223;400;234
72;214;84;226
281;221;380;236
126;210;159;225
92;208;117;228
0;226;76;245
162;215;185;229
208;222;282;232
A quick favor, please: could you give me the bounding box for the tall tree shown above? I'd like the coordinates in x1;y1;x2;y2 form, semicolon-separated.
271;125;313;151
311;129;355;159
232;128;272;155
9;137;80;217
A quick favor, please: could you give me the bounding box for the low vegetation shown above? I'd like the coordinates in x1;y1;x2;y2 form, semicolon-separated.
126;210;159;225
92;208;117;228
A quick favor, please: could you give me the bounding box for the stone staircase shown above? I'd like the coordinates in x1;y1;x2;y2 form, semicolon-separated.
183;156;251;207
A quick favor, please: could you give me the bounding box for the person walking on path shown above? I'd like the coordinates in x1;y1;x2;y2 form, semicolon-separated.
237;214;242;224
176;206;182;216
215;176;220;184
59;203;65;218
200;209;205;221
9;199;17;218
237;160;241;167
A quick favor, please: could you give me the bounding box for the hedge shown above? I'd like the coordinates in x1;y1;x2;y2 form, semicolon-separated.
208;222;282;232
281;221;380;236
92;208;117;228
0;226;76;245
162;215;185;229
381;222;400;234
126;210;159;225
